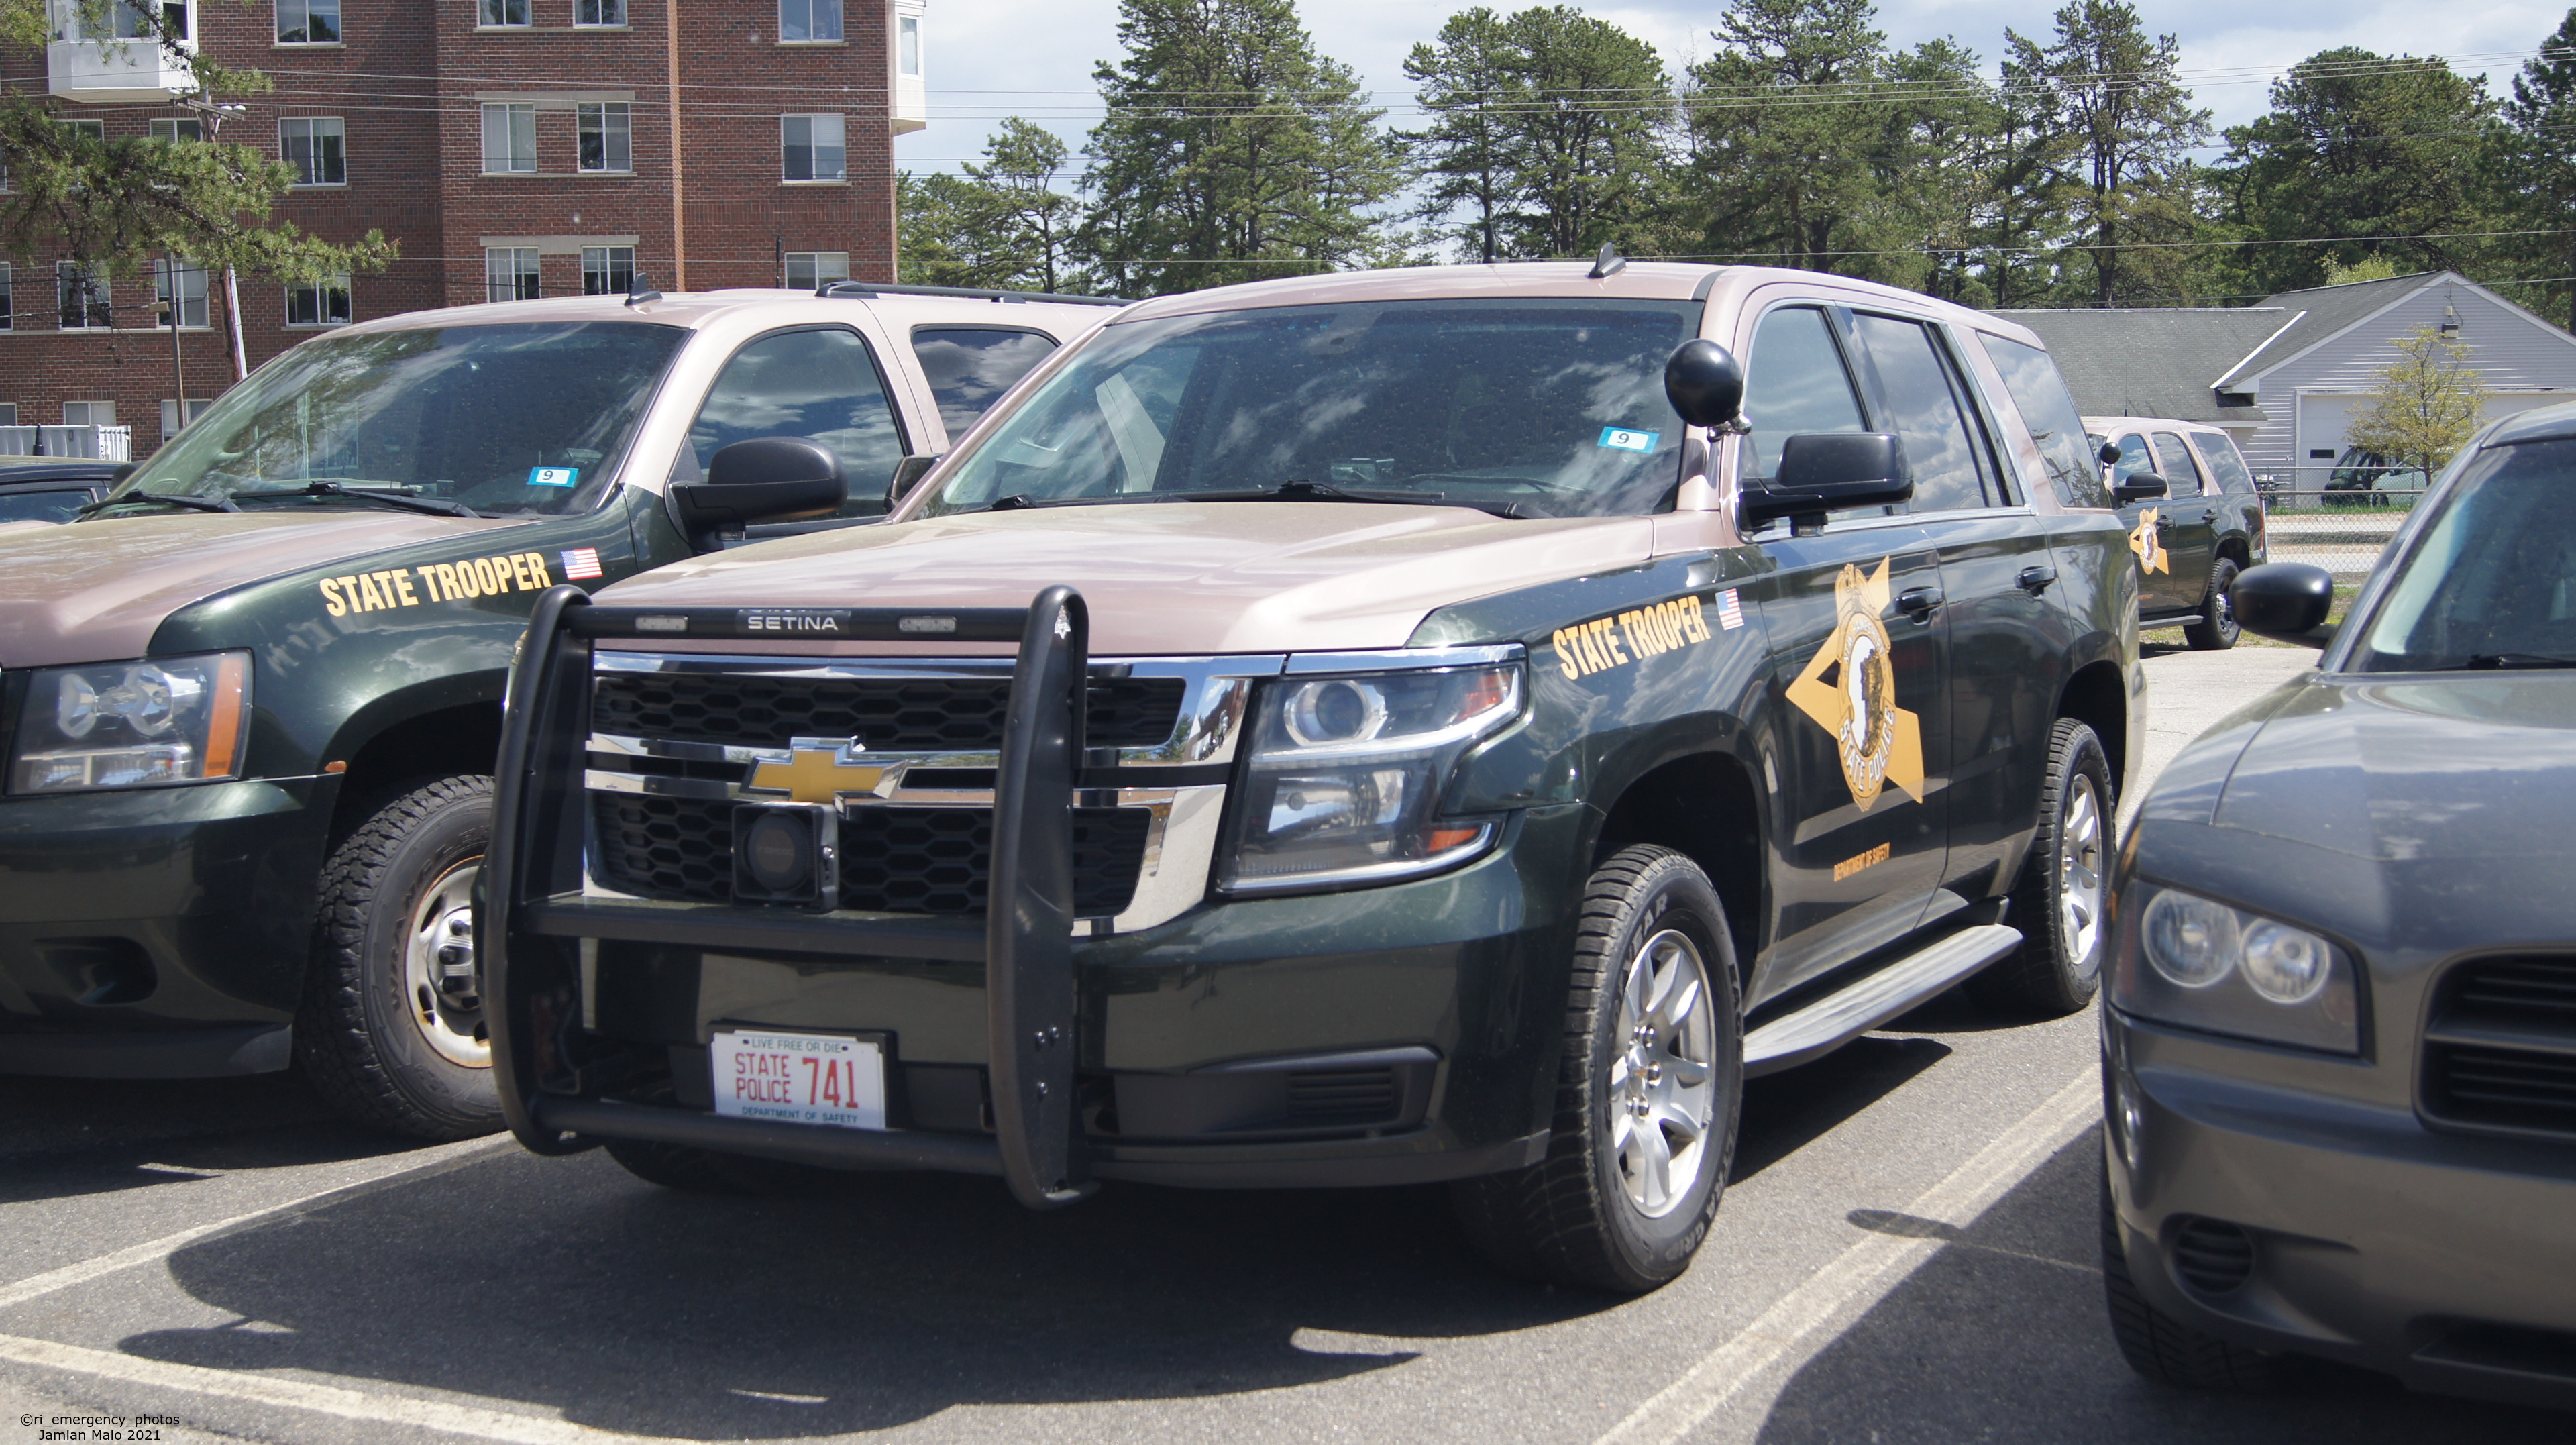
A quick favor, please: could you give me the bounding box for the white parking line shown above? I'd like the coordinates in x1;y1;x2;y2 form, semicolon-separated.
1595;1073;2100;1445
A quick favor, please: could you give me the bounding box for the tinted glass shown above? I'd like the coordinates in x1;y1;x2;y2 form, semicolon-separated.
2198;433;2257;494
2359;438;2576;670
911;327;1057;439
1853;313;1988;512
2151;433;2204;494
1978;335;2112;508
111;322;688;517
924;299;1698;519
2110;434;2154;486
0;488;89;522
1740;307;1868;482
684;327;905;516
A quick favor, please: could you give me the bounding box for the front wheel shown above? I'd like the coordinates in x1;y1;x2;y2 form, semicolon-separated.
1969;720;2112;1018
297;775;504;1140
1453;845;1743;1293
2184;558;2241;651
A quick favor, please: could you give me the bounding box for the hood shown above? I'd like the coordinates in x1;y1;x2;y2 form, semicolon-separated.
0;511;518;667
602;503;1655;654
2212;674;2576;862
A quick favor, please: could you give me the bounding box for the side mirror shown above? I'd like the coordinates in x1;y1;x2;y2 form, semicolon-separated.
670;437;846;543
2099;441;2123;466
887;453;942;508
1740;433;1912;528
2112;473;2169;503
1664;339;1745;429
2231;562;2334;643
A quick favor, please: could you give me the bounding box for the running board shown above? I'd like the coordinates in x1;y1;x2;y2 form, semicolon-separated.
1742;924;2022;1077
2139;614;2205;629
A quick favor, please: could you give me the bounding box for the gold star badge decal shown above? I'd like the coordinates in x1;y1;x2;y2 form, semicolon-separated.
749;749;886;804
1786;558;1925;812
2129;509;2169;575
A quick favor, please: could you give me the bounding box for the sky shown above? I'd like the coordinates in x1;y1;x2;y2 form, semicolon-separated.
894;0;2575;176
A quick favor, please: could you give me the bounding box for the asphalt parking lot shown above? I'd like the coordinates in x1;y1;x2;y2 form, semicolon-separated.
3;638;2569;1445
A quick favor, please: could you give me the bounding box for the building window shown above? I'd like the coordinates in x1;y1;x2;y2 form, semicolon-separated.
64;400;115;427
0;265;13;331
478;0;527;25
575;0;623;23
576;102;630;172
781;114;845;182
286;273;352;327
56;262;110;329
485;247;541;302
153;257;207;327
582;246;636;297
481;103;535;174
898;14;919;74
0;404;17;427
784;252;849;290
779;0;841;41
149;117;203;143
160;398;213;437
280;117;345;186
56;119;105;142
275;0;337;43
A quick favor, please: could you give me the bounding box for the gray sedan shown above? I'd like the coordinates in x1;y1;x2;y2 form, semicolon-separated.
2101;400;2576;1410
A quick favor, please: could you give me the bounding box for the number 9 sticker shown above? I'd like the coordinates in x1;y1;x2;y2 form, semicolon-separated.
1598;427;1660;453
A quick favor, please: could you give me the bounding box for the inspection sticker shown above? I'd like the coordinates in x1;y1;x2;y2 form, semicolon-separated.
561;547;604;580
528;466;579;487
1599;427;1660;452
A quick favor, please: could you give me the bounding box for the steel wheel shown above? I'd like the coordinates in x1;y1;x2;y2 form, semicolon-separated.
2058;775;2106;975
1609;928;1718;1219
400;859;490;1069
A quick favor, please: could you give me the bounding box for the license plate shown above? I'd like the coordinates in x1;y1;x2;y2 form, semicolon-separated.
710;1028;885;1130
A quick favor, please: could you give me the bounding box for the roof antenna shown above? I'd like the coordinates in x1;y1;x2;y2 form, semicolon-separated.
623;272;663;307
1589;242;1627;280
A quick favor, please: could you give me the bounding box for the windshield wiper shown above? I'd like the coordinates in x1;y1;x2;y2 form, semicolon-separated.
232;482;481;518
2464;653;2576;670
76;491;237;517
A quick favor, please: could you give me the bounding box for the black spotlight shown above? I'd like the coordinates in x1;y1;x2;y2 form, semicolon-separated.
731;802;839;909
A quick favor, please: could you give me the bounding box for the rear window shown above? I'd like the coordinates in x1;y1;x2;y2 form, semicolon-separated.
911;327;1058;439
1977;335;2114;509
2195;433;2257;494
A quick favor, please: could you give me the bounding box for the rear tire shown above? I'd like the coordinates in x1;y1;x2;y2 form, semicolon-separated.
297;775;504;1140
602;1138;812;1195
2102;1165;2280;1391
1969;720;2111;1018
2184;558;2241;651
1452;846;1743;1294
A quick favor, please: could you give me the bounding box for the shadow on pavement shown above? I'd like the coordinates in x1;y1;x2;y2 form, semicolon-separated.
119;1150;1613;1437
1756;1128;2571;1444
1736;1034;1951;1181
0;1068;445;1204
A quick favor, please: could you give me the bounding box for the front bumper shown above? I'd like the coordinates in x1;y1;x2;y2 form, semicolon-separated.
2105;1009;2576;1409
0;778;330;1076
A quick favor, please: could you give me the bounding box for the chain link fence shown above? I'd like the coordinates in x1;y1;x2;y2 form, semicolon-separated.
2252;465;2424;578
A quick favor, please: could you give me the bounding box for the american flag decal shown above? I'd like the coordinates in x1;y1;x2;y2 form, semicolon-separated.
561;547;604;580
1717;590;1745;631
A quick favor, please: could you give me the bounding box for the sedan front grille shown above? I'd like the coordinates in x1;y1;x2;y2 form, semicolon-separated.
2421;954;2576;1138
592;672;1185;753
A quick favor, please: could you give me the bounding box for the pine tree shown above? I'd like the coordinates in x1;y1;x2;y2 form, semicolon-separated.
2491;13;2576;329
1403;9;1520;263
1077;0;1405;296
1682;0;1893;274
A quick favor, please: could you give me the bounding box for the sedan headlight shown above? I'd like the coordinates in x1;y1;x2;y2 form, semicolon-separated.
1220;662;1522;893
2109;884;2360;1053
11;653;252;794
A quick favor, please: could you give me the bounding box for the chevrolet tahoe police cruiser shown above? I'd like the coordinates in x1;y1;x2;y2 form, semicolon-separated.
0;282;1116;1139
486;260;2145;1292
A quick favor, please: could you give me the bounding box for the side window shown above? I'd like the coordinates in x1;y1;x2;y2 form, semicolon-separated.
2151;433;2204;494
684;328;908;517
1850;312;1991;513
1740;306;1867;484
2110;434;2154;486
910;327;1058;441
1976;334;2114;509
2198;434;2258;495
0;489;89;523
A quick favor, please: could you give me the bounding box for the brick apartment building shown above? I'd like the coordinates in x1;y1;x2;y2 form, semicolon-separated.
0;0;925;450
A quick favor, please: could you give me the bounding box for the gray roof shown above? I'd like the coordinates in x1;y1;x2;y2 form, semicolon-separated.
1989;306;2294;424
2214;270;2442;389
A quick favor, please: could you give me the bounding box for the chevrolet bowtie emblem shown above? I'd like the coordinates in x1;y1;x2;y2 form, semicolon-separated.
749;749;886;803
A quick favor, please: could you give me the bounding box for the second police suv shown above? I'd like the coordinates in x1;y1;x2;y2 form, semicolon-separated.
486;258;2145;1292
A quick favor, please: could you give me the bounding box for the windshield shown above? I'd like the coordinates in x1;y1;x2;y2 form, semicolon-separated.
917;299;1701;519
2357;437;2576;670
99;322;690;518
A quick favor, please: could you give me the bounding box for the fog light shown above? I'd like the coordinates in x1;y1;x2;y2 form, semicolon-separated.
731;803;838;909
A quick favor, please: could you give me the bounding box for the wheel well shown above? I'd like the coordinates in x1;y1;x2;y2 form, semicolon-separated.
1593;753;1762;976
2218;536;2251;568
331;704;503;833
2057;662;2129;796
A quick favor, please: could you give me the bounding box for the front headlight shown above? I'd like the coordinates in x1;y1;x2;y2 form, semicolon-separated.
10;652;252;794
1219;662;1522;894
2109;883;2360;1054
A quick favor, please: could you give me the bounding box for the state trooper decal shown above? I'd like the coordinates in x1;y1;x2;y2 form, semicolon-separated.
2129;509;2169;575
1786;558;1925;812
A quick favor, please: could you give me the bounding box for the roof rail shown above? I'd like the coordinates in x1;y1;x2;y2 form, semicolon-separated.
816;280;1126;307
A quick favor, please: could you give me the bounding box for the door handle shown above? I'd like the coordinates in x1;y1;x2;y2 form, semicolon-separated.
2200;510;2217;522
2017;565;2057;596
1895;586;1944;622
